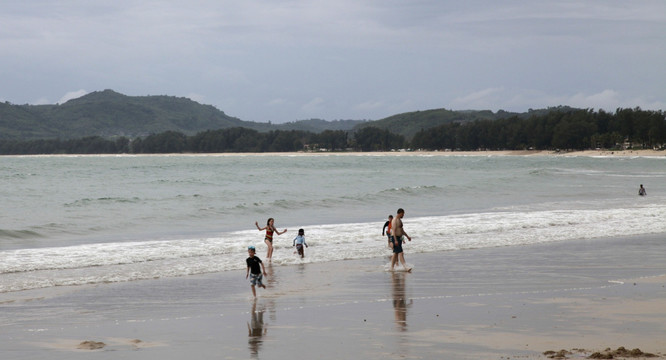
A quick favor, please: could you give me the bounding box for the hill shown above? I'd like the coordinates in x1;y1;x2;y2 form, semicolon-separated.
353;106;583;139
0;90;258;140
354;108;514;139
273;118;367;132
0;89;583;141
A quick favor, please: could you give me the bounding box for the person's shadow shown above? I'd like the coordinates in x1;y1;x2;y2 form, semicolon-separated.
392;272;413;332
247;299;267;358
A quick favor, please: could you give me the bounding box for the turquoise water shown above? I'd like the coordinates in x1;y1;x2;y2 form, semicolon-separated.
1;153;665;292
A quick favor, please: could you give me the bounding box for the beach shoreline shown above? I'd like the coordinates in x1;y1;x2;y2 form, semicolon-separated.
2;234;665;359
3;148;665;158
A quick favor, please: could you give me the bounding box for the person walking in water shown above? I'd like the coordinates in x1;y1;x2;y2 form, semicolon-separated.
383;214;394;249
246;246;267;298
391;208;412;271
639;184;647;196
255;218;287;261
292;228;308;258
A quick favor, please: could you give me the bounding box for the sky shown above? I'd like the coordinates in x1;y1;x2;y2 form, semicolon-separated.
2;1;665;123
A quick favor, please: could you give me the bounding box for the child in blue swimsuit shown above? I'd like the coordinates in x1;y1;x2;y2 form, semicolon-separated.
293;228;308;258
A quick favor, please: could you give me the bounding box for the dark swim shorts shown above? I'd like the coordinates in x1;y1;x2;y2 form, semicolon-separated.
392;236;403;254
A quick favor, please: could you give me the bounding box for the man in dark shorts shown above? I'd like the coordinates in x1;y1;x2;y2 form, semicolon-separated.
390;208;412;271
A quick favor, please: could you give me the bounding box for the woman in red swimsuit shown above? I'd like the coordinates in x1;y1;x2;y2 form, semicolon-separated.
255;218;287;261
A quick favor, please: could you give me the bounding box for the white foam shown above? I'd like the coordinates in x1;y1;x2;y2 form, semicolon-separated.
2;204;666;293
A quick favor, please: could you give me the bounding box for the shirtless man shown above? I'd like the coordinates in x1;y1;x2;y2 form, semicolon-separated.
390;208;412;271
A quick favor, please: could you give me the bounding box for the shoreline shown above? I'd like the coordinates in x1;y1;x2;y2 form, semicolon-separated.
3;148;665;158
2;234;665;359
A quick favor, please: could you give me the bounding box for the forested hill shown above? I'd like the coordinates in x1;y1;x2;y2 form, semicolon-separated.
0;90;259;140
0;90;372;140
353;107;580;139
1;89;580;141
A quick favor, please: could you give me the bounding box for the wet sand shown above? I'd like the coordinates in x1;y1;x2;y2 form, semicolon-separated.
1;234;665;359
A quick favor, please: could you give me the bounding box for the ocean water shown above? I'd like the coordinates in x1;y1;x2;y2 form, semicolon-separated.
1;153;665;293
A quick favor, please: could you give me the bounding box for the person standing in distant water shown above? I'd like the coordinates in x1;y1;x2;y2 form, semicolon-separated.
391;208;412;271
639;184;647;196
246;246;267;298
292;228;308;258
255;218;287;261
383;214;394;249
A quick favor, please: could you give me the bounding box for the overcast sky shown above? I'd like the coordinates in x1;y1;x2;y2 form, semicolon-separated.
2;1;665;123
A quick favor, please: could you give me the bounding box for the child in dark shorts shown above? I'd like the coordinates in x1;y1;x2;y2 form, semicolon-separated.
292;228;308;258
383;215;394;249
246;246;267;297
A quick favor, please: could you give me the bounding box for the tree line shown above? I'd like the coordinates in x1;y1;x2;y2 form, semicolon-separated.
411;108;665;151
0;127;405;155
0;108;663;155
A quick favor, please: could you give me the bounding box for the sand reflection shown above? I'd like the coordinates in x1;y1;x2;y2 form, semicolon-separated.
391;272;413;332
247;299;267;358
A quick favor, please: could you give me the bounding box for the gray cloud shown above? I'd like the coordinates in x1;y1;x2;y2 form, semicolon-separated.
1;0;664;122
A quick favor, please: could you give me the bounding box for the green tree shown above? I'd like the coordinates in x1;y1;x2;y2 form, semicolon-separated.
140;131;188;153
353;127;405;151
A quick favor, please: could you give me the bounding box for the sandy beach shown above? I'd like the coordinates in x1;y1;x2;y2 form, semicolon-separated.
387;148;666;157
446;149;666;158
1;234;665;359
273;149;666;157
279;148;666;157
9;148;665;159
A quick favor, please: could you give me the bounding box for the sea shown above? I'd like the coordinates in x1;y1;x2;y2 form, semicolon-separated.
1;152;665;293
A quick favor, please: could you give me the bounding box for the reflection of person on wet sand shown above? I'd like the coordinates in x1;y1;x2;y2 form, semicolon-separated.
247;299;267;358
391;272;412;332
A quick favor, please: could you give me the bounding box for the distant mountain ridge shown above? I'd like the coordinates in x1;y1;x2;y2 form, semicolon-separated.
0;90;254;139
0;89;578;140
353;107;581;139
273;118;368;133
